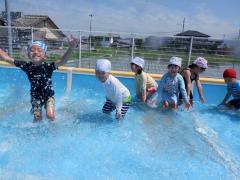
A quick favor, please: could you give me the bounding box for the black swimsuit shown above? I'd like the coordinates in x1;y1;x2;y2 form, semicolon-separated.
179;68;199;100
14;60;56;103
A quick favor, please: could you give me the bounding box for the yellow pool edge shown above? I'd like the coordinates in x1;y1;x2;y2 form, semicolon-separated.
0;61;225;84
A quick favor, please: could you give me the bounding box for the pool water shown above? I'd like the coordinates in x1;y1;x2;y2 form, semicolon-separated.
0;67;240;179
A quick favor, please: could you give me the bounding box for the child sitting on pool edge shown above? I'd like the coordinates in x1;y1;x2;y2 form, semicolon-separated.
158;57;191;109
179;57;208;106
0;36;79;122
95;59;131;119
219;68;240;110
130;57;158;103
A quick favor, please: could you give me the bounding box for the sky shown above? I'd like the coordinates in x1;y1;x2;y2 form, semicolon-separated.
0;0;240;39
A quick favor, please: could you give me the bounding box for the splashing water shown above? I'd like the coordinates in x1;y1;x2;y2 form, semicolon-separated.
0;67;240;179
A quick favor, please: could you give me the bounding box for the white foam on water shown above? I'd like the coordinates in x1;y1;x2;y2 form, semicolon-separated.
191;111;240;177
0;168;46;180
0;141;12;153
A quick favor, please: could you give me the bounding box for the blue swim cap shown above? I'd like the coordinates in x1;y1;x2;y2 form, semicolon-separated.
31;41;48;53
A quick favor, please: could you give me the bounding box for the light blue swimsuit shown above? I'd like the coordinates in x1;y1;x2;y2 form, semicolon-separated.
158;73;188;104
227;80;240;99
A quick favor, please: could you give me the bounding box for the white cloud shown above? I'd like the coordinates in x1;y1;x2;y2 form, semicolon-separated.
1;0;238;39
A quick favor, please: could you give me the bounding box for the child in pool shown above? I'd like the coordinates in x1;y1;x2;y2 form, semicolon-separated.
95;59;131;119
180;57;208;105
130;57;158;103
219;68;240;110
158;57;191;109
0;36;79;122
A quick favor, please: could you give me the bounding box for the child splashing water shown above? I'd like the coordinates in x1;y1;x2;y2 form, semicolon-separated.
158;57;191;110
130;57;158;103
0;36;79;122
95;59;131;120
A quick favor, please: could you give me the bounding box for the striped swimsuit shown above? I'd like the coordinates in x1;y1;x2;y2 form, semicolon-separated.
101;75;131;118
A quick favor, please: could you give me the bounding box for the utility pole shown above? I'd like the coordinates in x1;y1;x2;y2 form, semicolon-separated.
5;0;12;55
182;17;185;32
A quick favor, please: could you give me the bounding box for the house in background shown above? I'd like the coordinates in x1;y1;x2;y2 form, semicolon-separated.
173;30;223;54
93;33;120;48
0;11;66;49
144;30;225;55
175;30;210;38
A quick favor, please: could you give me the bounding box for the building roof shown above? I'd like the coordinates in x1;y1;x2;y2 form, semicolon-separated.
175;30;210;38
13;15;59;29
1;12;59;29
0;11;65;39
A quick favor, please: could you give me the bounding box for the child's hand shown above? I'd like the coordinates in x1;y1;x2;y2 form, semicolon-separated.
147;99;158;108
116;113;123;120
217;102;226;108
146;93;159;108
185;101;192;110
68;35;80;49
0;49;14;62
199;95;205;103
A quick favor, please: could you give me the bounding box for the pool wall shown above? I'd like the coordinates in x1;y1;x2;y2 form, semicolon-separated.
0;61;225;83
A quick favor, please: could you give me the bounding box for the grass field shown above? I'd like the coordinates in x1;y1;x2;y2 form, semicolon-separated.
10;46;240;67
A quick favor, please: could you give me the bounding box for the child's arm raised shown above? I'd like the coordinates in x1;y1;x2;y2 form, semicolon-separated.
54;36;79;68
0;49;15;65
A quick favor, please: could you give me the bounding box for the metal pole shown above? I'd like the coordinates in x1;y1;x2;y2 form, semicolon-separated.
187;36;193;65
78;31;82;68
131;36;135;60
31;27;34;43
238;28;240;40
89;14;93;52
66;67;73;93
5;0;12;55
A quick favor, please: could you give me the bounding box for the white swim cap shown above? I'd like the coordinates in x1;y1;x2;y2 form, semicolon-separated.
168;57;182;67
95;59;111;72
131;57;145;68
193;57;208;69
